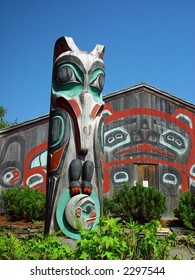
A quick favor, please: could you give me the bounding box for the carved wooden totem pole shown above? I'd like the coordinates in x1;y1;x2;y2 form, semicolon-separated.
45;37;105;239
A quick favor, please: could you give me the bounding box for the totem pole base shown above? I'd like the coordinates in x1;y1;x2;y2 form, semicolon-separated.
58;236;77;250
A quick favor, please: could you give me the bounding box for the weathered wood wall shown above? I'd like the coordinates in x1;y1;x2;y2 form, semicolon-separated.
103;84;195;217
0;84;195;217
0;116;48;195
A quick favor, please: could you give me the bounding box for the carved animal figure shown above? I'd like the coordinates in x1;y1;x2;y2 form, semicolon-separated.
44;37;105;239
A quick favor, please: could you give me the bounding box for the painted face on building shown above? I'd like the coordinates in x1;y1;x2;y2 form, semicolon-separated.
1;167;21;187
103;105;195;196
65;194;97;230
104;110;191;163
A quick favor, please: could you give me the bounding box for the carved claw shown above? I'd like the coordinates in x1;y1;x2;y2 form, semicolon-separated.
82;160;94;195
69;159;82;196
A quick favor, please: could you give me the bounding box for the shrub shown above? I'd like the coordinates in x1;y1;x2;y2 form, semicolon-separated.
0;230;73;260
173;190;195;230
0;217;177;260
1;186;46;222
0;229;24;260
103;183;166;224
75;217;176;260
136;220;176;260
21;233;74;260
75;216;128;260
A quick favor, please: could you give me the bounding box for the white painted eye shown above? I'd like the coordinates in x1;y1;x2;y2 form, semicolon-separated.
115;133;123;139
167;135;175;141
108;136;115;144
175;139;183;147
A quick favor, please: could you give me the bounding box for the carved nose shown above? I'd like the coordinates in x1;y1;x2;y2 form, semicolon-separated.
77;91;94;157
79;90;89;104
79;90;87;105
79;92;84;104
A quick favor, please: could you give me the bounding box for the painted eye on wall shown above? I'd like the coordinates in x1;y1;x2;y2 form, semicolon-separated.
159;129;187;154
90;73;105;92
165;133;185;149
55;65;80;85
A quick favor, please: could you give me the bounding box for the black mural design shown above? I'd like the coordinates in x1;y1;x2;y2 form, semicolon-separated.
0;136;25;188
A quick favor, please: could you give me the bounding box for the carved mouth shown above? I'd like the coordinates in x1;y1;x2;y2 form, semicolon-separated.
116;143;174;160
86;212;96;223
86;217;96;223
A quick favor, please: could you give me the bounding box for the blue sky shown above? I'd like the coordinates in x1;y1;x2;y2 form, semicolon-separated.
0;0;194;123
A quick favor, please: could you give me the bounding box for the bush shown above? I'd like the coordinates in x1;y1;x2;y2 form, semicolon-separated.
103;183;166;224
0;230;73;260
1;186;46;222
0;217;176;260
173;190;195;230
0;229;25;260
74;217;176;260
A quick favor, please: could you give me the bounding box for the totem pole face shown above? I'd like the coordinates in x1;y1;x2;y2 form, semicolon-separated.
65;194;97;230
45;37;105;239
51;37;105;156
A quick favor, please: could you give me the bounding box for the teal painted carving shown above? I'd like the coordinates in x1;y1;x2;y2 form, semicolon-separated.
56;190;100;239
45;37;105;239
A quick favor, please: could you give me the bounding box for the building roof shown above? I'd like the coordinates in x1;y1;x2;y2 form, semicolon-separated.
1;83;195;135
104;83;195;112
0;114;49;138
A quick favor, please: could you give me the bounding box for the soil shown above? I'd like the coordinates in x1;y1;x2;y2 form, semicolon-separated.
0;214;34;227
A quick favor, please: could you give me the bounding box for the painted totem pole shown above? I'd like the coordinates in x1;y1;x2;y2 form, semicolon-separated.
44;37;105;239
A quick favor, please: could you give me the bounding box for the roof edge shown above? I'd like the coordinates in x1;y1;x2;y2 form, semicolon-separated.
103;82;195;110
0;113;49;135
1;83;194;134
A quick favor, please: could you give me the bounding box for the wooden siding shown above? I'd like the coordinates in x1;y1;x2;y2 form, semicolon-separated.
0;84;195;217
103;84;195;217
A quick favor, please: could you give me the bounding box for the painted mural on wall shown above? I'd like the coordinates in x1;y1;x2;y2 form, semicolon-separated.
44;36;105;239
0;121;48;195
102;86;195;216
0;86;194;219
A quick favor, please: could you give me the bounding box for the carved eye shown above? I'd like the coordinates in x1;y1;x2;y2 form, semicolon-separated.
82;204;94;214
55;65;80;85
90;73;105;92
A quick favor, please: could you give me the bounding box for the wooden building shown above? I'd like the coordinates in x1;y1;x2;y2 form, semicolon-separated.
0;83;195;217
103;83;195;216
0;115;48;193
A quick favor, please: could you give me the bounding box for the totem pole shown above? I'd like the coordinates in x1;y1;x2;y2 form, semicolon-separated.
44;37;105;239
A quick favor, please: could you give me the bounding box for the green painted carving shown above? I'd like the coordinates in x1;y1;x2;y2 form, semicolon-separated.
52;62;84;99
45;36;105;239
49;115;65;148
56;190;100;240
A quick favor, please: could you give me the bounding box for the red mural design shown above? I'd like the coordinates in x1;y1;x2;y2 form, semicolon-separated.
103;104;195;195
0;137;48;193
23;141;48;192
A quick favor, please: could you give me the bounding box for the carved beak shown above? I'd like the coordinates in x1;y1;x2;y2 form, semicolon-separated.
55;92;103;156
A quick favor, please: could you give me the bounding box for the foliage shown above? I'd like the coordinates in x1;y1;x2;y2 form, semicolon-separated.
21;233;74;260
1;186;46;222
74;216;176;260
0;105;17;129
0;217;177;260
0;229;23;260
173;190;195;230
187;231;195;249
135;220;176;260
0;230;73;260
74;217;128;260
104;183;166;224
